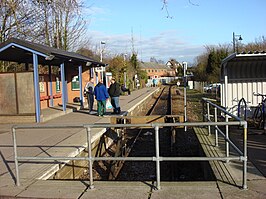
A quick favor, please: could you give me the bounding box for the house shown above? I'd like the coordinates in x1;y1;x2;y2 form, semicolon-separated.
139;61;177;86
140;62;176;79
220;51;266;116
166;59;181;69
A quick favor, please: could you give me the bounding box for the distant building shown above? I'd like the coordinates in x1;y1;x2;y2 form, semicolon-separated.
140;62;176;79
166;59;182;76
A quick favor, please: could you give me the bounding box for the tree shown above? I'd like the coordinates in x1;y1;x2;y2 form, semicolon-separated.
193;53;208;81
244;36;266;52
106;55;126;83
150;57;158;63
0;0;36;43
193;44;230;82
34;0;87;51
0;0;89;72
77;46;99;61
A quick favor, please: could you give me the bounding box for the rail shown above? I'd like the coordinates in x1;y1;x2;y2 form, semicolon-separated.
12;107;248;191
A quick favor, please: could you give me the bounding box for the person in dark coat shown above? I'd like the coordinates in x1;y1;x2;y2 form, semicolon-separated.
108;78;121;114
84;78;94;113
94;79;109;116
121;84;130;95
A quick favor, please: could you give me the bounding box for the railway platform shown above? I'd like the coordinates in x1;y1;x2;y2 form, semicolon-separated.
0;87;266;198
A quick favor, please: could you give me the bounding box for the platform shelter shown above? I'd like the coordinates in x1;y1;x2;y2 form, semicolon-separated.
0;38;105;123
220;52;266;116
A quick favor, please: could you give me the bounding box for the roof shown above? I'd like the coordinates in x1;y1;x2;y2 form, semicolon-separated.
222;51;266;65
0;38;105;67
139;62;172;70
221;51;266;81
166;60;181;68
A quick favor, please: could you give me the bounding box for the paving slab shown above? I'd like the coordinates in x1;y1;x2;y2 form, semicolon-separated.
0;87;158;198
80;181;151;199
151;182;221;199
218;180;266;199
1;87;266;199
16;180;87;199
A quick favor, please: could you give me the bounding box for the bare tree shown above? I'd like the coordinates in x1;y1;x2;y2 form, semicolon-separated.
0;0;88;50
161;0;173;19
0;0;36;42
33;0;87;51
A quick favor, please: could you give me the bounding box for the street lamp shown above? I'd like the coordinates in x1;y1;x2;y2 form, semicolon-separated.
123;53;127;87
100;41;106;82
100;41;106;62
233;32;243;53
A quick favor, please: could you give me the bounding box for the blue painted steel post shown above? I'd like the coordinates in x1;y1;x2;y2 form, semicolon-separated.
79;65;84;107
60;63;66;112
48;65;54;107
33;53;41;123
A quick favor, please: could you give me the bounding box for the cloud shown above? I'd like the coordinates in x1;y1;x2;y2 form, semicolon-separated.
82;5;107;16
87;30;204;64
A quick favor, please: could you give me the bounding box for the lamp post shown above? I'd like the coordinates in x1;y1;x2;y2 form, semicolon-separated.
100;41;106;82
123;53;127;87
182;61;187;132
233;32;243;53
100;41;106;62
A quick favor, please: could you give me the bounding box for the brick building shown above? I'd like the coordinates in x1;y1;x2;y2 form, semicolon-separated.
140;62;176;79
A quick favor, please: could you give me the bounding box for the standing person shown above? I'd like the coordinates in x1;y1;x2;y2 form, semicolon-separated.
84;78;94;113
121;84;131;95
108;78;121;114
94;79;109;117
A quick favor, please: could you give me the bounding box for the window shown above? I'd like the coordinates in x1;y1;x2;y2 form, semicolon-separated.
71;75;80;90
56;77;61;92
39;76;45;93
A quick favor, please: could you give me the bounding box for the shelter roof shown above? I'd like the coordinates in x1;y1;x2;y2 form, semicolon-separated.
0;38;105;67
222;51;266;65
221;51;266;81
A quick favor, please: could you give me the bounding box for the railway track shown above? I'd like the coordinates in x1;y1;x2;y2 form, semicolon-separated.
117;85;175;181
84;85;211;182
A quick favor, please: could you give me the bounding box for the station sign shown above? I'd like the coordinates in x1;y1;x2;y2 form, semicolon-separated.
95;66;105;72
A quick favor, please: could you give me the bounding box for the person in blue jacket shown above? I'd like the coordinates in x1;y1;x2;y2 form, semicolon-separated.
94;79;109;116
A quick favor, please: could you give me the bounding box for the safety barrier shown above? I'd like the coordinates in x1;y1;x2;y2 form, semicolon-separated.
12;99;247;190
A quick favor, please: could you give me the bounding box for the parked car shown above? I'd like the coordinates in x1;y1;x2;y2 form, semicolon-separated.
204;84;212;92
211;84;221;93
204;83;221;93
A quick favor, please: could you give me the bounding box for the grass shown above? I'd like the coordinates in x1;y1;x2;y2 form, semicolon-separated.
186;89;220;121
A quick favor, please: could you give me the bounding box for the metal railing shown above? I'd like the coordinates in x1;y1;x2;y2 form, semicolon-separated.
12;101;247;190
202;98;248;189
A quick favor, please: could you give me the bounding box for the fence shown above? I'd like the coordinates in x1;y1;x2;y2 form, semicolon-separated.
12;99;247;190
194;81;205;93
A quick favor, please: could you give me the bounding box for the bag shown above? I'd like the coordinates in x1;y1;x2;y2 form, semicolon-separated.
88;86;94;95
106;100;113;109
73;97;80;103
